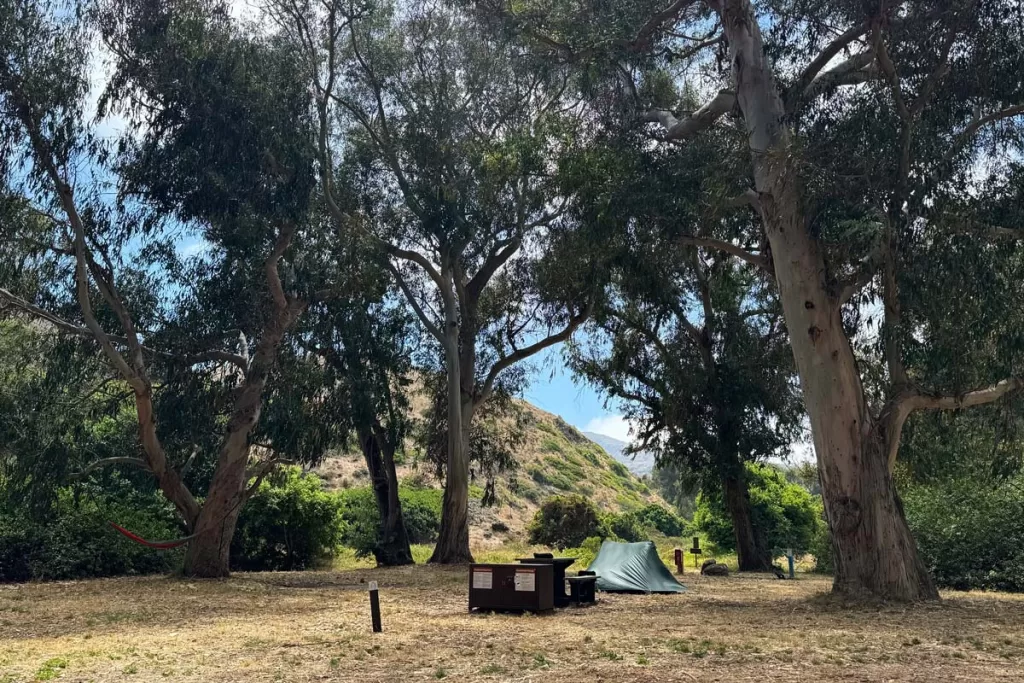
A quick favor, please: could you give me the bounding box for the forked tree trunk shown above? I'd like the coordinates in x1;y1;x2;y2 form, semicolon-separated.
717;0;937;600
723;473;771;572
183;447;248;578
359;425;413;567
182;304;298;578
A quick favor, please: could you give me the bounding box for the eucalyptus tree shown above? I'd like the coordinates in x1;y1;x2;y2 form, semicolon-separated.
269;0;597;562
0;0;326;576
483;0;1024;599
297;229;418;566
567;136;801;571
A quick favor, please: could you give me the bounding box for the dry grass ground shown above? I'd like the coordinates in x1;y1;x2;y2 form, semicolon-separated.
3;565;1024;683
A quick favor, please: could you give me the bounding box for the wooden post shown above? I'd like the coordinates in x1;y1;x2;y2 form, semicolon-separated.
369;581;382;633
673;548;683;574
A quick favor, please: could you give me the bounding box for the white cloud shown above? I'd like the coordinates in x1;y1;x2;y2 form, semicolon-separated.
583;414;636;445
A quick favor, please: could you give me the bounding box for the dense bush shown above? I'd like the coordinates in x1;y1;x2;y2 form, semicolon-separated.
809;517;833;573
606;510;648;542
0;490;182;582
635;503;686;537
903;478;1024;592
528;494;604;549
232;468;345;571
336;485;442;558
563;535;605;567
692;463;821;555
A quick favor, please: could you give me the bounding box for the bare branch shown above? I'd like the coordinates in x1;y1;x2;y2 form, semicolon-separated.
179;446;200;479
477;299;594;405
885;376;1024;470
786;20;870;107
908;378;1024;413
72;457;152;479
466;236;522;302
678;235;770;271
723;188;762;214
937;104;1024;170
243;457;296;500
642;89;736;140
388;262;444;342
792;52;876;111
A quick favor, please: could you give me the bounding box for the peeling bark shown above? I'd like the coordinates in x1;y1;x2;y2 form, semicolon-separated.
713;0;938;600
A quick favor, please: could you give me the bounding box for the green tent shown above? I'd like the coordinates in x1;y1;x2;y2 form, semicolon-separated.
587;540;686;593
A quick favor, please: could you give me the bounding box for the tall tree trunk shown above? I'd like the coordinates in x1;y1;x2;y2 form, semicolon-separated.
182;296;298;578
183;444;247;578
723;472;771;572
359;424;413;567
717;0;937;599
429;329;474;564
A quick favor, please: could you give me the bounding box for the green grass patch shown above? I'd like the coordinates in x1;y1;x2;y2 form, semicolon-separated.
34;658;68;681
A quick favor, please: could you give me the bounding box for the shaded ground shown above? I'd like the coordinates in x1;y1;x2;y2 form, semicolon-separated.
3;567;1024;682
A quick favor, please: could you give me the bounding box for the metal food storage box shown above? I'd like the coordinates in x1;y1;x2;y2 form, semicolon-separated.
468;563;554;612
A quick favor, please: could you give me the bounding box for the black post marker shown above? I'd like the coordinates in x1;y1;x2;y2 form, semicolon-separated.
369;581;382;633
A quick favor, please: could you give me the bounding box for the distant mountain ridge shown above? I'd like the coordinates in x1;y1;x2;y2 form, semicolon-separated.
582;431;657;476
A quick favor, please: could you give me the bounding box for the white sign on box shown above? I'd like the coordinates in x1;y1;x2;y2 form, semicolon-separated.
472;569;493;590
514;569;536;592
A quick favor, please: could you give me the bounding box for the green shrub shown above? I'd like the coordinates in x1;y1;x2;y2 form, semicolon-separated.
903;477;1024;592
336;485;442;557
606;511;648;542
233;467;345;571
809;517;833;573
0;490;182;582
563;535;604;567
528;494;604;549
635;504;686;537
692;463;821;555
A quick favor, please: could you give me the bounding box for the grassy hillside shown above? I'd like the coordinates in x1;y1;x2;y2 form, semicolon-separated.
316;400;665;547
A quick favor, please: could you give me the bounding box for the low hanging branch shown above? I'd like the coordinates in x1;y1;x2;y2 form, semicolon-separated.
883;377;1024;472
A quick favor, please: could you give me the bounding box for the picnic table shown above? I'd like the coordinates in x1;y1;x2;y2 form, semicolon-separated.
515;554;576;607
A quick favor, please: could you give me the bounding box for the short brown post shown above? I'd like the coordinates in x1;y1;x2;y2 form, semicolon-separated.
369;581;382;633
673;548;683;574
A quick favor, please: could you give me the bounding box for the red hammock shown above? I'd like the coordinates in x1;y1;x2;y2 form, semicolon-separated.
109;522;195;550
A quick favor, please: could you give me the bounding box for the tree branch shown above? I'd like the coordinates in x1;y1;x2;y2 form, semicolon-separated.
466;236;522;301
786;21;870;108
477;299;594;405
723;188;762;214
837;239;885;305
387;262;444;342
884;377;1024;471
72;457;152;479
937;104;1024;170
0;288;249;371
678;235;770;271
791;52;876;111
642;89;736;141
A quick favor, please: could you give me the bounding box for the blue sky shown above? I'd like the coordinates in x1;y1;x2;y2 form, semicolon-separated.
522;347;630;440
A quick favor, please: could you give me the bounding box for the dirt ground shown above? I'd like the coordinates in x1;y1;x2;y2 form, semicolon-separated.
3;566;1024;682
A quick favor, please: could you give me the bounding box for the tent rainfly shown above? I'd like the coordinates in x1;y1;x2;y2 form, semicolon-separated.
586;540;687;593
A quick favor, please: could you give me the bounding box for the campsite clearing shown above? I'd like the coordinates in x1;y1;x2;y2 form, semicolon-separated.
4;567;1024;682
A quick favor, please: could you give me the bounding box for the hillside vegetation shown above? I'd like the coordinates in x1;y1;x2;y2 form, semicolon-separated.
316;401;664;546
